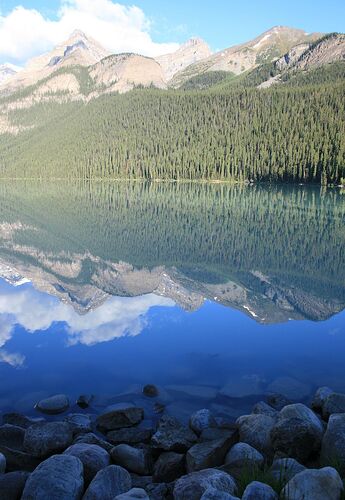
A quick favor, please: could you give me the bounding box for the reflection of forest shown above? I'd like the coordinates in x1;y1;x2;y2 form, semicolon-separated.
0;181;344;321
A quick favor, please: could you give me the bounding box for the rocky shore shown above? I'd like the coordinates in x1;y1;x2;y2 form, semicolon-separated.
1;386;345;499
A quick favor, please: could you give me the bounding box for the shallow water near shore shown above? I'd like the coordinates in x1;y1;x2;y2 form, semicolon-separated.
0;180;344;421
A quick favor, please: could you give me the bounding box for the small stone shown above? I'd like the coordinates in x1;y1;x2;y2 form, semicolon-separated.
115;488;149;499
225;442;264;470
151;415;197;452
187;436;236;472
322;393;345;420
83;465;132;500
35;394;69;415
282;467;343;500
64;413;93;435
73;432;113;453
201;486;240;499
190;409;217;435
242;481;278;500
174;469;237;500
0;452;5;473
270;404;324;463
321;413;345;474
0;471;29;499
153;451;185;482
0;424;25;449
96;406;144;432
63;443;110;484
111;444;153;475
2;413;45;429
107;428;152;445
143;385;159;398
236;414;274;456
269;458;305;484
77;394;93;409
311;387;333;411
23;421;73;458
251;401;278;418
21;454;84;500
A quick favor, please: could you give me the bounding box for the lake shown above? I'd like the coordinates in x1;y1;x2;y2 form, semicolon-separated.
0;180;344;422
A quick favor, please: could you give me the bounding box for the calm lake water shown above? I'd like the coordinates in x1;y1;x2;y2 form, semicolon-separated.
0;181;344;422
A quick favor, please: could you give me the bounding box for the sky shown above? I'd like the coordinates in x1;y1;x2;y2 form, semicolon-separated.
0;0;344;66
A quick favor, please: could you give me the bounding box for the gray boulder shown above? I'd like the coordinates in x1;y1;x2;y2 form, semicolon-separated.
35;394;69;415
21;454;84;500
186;436;235;472
323;393;345;420
152;451;185;482
282;467;343;500
311;387;333;411
24;421;73;457
63;443;110;484
0;452;5;473
236;414;275;456
201;486;240;499
83;465;132;500
242;481;278;499
2;413;45;429
107;428;152;446
146;482;172;499
174;469;237;500
151;415;197;452
73;432;113;453
64;414;93;435
96;406;144;432
0;424;25;449
225;442;264;470
269;457;305;483
321;413;345;473
111;444;153;475
251;401;277;418
115;488;149;499
270;404;323;462
190;410;217;435
0;471;30;499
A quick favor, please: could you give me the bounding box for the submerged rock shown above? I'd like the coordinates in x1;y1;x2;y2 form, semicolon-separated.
242;481;278;500
64;413;93;435
282;467;343;500
270;404;324;462
83;465;132;500
190;409;217;435
96;406;144;432
266;393;291;411
21;454;84;500
151;415;197;452
321;413;345;474
236;414;274;456
143;385;159;398
77;394;93;409
0;471;30;499
266;377;310;401
174;469;237;500
63;443;110;484
35;394;69;415
23;421;73;458
153;451;185;483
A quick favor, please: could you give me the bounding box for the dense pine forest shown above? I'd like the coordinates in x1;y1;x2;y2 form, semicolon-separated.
0;62;344;184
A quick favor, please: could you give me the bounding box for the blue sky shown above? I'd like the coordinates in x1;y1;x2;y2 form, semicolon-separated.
0;0;344;65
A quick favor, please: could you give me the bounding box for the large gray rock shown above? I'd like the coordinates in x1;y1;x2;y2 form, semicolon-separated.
64;414;93;435
2;413;45;429
269;457;305;484
321;413;345;473
242;481;278;500
0;471;29;499
111;444;153;475
151;415;197;452
251;401;277;418
201;486;240;499
96;406;144;432
152;451;185;483
23;421;73;458
35;394;69;415
0;424;25;449
107;428;152;446
186;436;235;472
266;377;310;401
21;454;84;500
0;452;5;473
174;469;237;500
311;387;333;412
236;414;274;456
225;442;264;470
270;404;324;462
190;410;217;435
281;467;343;500
63;443;110;484
115;488;149;499
83;465;132;500
73;432;113;453
322;393;345;420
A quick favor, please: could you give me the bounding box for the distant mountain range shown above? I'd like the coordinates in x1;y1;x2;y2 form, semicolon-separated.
0;26;344;100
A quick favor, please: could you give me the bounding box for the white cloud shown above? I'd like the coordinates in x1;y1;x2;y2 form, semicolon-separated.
0;0;179;65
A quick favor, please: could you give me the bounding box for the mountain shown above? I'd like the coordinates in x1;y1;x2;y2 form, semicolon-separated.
0;64;21;84
156;37;212;81
170;26;322;87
